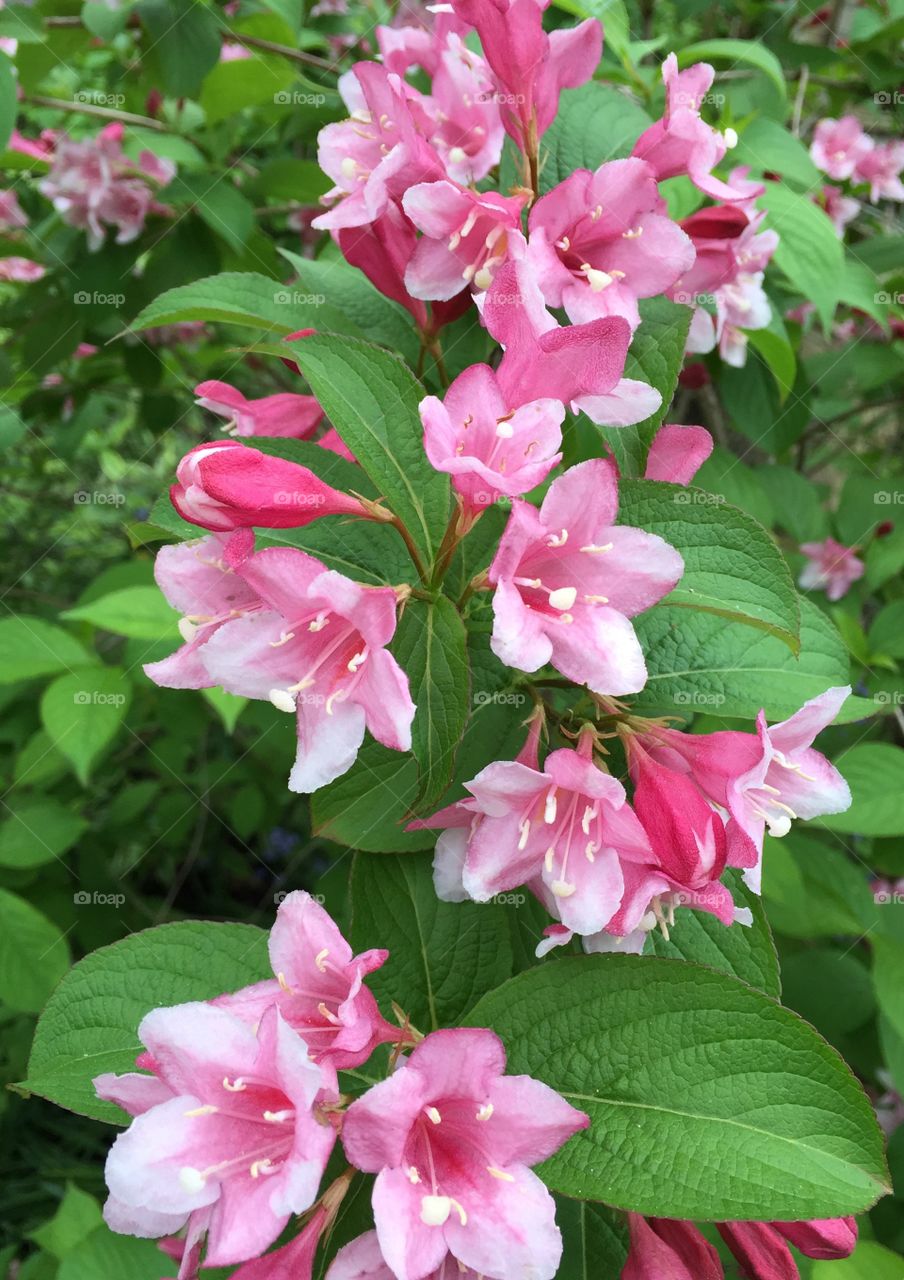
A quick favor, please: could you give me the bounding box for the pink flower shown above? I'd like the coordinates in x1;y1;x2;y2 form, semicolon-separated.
337;201;429;325
820;183;860;237
94;1003;336;1267
341;1027;589;1280
198;546;415;792
799;537;865;600
449;0;601;149
313;63;444;231
525;158;695;327
487;458;684;694
644;424;713;484
229;1207;327;1280
328;1232;482;1280
9;128;58;163
419;363;563;510
480;260;661;426
403;183;525;300
624;1214;856;1280
170;441;370;532
220;39;253;61
421;32;504;183
0;256;45;281
195;381;324;440
0;188;28;230
213;890;397;1070
854;140;904;202
632;54;749;202
810;115;873;180
143;532;263;689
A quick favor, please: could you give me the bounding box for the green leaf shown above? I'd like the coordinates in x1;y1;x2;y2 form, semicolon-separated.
762;833;878;939
743;313;797;403
166;175;255;255
129;271;355;336
869;602;904;660
30;1185;103;1261
693;445;775;529
41;668;132;785
678;39;787;99
633;596;869;722
200;686;248;733
0;889;71;1014
552;0;630;59
618;478;800;649
820;743;904;836
556;1196;630;1280
539;82;652;195
23;921;270;1123
263;518;415;587
393;597;470;811
58;1224;177;1279
465;955;889;1219
598;298;693;474
82;1;133;39
312;741;434;853
199;54;295;124
757;465;829;543
782;948;874;1044
812;1240;904;1279
0;800;86;869
758;183;844;330
0;616;94;684
289;333;450;564
733;117;820;190
63;587;179;641
648;870;780;998
0;52;17;154
349;852;513;1031
137;0;221;98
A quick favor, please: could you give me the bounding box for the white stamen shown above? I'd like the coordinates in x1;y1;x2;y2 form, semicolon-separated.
547;528;568;547
308;612;329;632
315;947;329;972
179;1167;206;1193
426;1106;442;1125
544;788;558;824
250;1159;276;1178
263;1109;293;1123
517;818;531;850
408;1166;421;1184
448;146;467;164
487;1166;515;1181
178;618;199;643
495;418;514;438
269;630;296;647
552;879;576;898
548;586;577;611
340;156;358;179
421;1195;452;1226
184;1104;218;1118
269;688;297;714
476;1103;494;1121
473;265;494;290
222;1077;246;1092
580;542;613;554
581;264;614;292
723;127;738;148
347;650;368;672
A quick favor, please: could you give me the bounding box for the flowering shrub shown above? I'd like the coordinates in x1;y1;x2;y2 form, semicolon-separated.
2;0;904;1277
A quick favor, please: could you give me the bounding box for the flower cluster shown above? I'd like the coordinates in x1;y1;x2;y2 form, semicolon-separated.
39;121;175;251
95;892;588;1280
811;115;904;209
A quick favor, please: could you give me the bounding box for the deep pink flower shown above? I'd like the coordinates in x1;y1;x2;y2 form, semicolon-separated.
143;532;263;689
195;381;324;440
341;1027;589;1280
632;54;749;202
171;441;370;532
820;183;860;237
481;260;661;425
403;183;525;300
449;0;601;149
198;546;415;792
624;1215;856;1280
94;1003;336;1267
854;140;904;202
526;158;695;327
313;63;444;231
810;115;873;180
644;424;713;484
213;890;397;1070
337;201;429;326
487;458;684;694
0;188;28;230
420;362;563;510
799;537;865;600
328;1231;483;1279
229;1207;327;1280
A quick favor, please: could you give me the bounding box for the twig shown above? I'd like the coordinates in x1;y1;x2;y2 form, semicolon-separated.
22;93;167;131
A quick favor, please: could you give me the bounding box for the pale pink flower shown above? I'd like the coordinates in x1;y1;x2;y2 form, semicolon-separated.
0;188;28;230
94;1003;336;1267
403;183;525;300
480;260;662;426
195;381;324;440
821;183;860;237
799;537;865;601
170;440;369;532
854;140;904;202
198;546;415;792
213;890;397;1070
526;157;695;328
0;256;45;281
810;115;873;180
419;362;563;510
422;33;504;183
328;1231;483;1280
632;54;750;202
341;1027;588;1280
487;458;684;694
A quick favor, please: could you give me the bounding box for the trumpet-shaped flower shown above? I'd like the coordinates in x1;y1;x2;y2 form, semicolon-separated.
195;382;324;440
